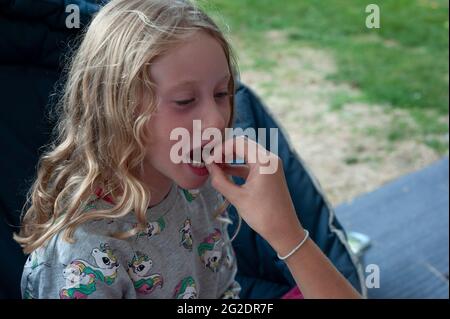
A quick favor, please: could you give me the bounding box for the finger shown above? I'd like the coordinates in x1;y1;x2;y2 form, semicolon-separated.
218;163;250;180
221;136;269;169
206;162;240;204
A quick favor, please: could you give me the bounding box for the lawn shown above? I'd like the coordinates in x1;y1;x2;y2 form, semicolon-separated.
202;0;449;153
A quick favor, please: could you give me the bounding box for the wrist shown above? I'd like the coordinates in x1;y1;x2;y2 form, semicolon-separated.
268;225;307;257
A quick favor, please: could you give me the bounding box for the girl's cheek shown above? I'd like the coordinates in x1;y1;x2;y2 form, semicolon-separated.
225;106;233;126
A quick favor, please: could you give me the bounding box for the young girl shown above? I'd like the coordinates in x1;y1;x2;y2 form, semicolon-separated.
15;0;360;299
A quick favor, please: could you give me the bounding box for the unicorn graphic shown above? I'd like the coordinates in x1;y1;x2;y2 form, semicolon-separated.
197;228;223;272
173;276;197;299
24;252;39;270
24;247;49;270
127;251;163;295
59;261;97;299
90;243;120;285
23;248;50;299
222;289;238;299
221;282;241;299
23;279;35;300
59;243;119;299
182;189;200;202
179;218;193;251
136;216;166;239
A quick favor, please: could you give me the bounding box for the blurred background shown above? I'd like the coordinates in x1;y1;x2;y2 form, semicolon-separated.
201;0;449;298
202;0;449;206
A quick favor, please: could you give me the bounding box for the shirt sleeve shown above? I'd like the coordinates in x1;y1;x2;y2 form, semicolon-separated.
21;224;136;299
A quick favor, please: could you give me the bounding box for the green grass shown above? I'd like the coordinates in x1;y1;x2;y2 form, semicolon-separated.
201;0;449;153
329;91;362;111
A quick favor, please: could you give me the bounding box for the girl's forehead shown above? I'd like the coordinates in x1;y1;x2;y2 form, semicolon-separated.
164;73;230;93
150;31;230;90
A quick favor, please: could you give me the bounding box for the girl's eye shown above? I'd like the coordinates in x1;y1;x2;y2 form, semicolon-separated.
215;92;229;99
174;98;195;106
173;92;229;107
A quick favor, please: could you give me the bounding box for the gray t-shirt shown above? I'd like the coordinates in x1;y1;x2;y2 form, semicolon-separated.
21;179;241;299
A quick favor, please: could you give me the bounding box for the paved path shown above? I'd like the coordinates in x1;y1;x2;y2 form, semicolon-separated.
336;157;449;298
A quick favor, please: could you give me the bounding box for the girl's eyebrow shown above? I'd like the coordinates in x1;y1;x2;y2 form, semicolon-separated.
168;80;197;92
218;73;231;84
167;73;231;92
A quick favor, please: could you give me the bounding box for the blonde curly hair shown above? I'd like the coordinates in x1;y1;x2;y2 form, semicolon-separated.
14;0;238;254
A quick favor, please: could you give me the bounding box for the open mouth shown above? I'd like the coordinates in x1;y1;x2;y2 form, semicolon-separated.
186;146;210;177
185;141;224;172
188;147;206;168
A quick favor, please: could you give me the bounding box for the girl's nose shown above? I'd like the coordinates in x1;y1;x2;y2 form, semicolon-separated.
201;99;228;131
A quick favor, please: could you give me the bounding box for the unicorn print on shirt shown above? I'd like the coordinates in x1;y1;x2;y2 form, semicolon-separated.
197;228;223;272
127;251;163;295
59;243;119;299
179;218;193;251
173;276;197;299
136;216;166;239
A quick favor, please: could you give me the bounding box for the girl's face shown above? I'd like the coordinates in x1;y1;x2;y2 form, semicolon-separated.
142;31;232;191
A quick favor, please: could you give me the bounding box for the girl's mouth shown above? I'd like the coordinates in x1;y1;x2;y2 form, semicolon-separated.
190;160;206;169
190;162;206;168
187;162;209;176
188;146;211;168
188;147;206;168
186;147;209;176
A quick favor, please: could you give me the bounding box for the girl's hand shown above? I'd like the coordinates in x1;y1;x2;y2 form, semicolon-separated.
205;136;362;299
205;136;305;256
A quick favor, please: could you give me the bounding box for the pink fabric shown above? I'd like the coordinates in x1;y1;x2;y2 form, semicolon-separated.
281;286;304;299
94;187;115;205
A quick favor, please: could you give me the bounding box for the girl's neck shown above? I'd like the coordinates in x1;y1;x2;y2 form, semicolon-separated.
139;163;174;208
148;180;173;208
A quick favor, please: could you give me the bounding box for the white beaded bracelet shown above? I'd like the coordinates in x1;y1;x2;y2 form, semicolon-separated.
277;229;310;261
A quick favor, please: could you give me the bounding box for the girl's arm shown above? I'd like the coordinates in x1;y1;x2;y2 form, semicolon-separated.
267;222;360;298
205;137;361;299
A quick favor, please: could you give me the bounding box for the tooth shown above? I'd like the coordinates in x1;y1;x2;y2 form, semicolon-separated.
191;161;205;168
